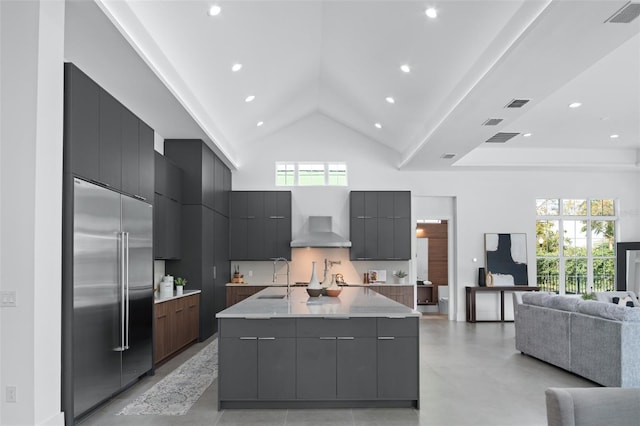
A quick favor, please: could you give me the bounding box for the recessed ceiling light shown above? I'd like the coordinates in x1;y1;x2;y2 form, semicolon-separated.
400;64;411;73
208;5;221;16
385;97;395;104
231;63;243;72
245;95;255;103
568;102;582;108
610;134;619;139
257;121;264;127
374;123;382;129
425;7;437;18
523;133;532;137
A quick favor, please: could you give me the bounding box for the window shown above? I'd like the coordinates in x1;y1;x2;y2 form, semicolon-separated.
275;162;348;186
536;199;616;295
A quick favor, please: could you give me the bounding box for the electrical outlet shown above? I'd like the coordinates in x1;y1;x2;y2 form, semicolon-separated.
0;291;16;307
248;270;253;277
6;386;16;403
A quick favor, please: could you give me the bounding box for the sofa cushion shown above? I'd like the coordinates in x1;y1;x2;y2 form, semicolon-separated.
612;296;635;308
548;296;580;312
576;300;640;322
521;292;553;307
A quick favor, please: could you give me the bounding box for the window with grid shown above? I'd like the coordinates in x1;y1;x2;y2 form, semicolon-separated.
536;198;616;294
275;162;347;186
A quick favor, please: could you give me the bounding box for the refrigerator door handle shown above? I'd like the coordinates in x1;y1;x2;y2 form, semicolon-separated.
124;232;130;351
115;231;126;352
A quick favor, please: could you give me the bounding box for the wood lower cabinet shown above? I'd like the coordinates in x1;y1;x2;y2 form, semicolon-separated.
226;285;265;307
154;293;200;365
369;285;414;308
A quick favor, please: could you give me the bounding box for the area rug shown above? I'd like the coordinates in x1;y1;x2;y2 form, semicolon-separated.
118;338;218;416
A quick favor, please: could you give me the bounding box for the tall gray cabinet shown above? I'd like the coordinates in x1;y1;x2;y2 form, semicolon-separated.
350;191;411;260
229;191;292;260
164;139;231;339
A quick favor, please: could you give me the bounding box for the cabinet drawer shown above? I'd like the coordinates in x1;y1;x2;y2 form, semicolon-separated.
377;317;418;337
219;318;295;338
297;318;376;337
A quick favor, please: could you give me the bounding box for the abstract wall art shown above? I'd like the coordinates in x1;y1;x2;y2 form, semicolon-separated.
484;233;528;285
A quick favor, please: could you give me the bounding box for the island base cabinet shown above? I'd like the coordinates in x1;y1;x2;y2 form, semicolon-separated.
219;338;258;400
296;338;337;400
337;337;377;400
258;338;296;400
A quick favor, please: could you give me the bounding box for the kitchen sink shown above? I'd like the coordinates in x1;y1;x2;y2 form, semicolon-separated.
256;295;286;300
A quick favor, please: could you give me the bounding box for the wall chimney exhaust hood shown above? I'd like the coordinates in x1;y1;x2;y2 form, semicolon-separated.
290;216;352;248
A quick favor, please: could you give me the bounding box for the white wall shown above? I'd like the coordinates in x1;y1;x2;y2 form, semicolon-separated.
233;112;640;321
1;1;65;425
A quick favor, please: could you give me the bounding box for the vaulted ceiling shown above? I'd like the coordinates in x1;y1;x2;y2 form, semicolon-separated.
66;0;640;171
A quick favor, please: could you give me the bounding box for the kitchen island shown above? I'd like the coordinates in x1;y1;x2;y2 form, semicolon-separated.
216;286;420;410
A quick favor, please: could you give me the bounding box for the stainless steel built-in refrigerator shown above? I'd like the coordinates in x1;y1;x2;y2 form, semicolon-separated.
71;177;153;418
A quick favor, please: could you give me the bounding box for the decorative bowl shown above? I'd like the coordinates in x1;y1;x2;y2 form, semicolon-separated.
325;288;342;297
306;288;322;297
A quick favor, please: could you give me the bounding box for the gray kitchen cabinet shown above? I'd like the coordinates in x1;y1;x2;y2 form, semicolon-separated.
297;318;377;400
64;63;154;203
229;191;291;260
297;338;337;399
137;121;155;203
99;90;122;189
164;140;231;338
154;152;182;260
264;191;292;260
219;319;296;401
350;191;411;260
337;337;377;399
219;337;258;400
64;63;100;182
377;317;419;400
164;139;220;212
214;155;230;216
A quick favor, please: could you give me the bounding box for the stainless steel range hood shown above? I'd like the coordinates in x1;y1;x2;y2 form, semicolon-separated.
290;216;352;248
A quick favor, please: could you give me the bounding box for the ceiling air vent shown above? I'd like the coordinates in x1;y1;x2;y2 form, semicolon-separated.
485;132;519;143
482;118;503;126
505;99;530;108
606;2;640;23
440;153;456;159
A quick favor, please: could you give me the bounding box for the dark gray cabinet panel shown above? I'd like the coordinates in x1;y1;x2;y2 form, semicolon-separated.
164;139;227;215
64;63;154;203
377;337;418;399
202;147;215;210
230;191;291;260
153;152;181;260
99;90;122;189
213;211;229;316
120;108;139;198
350;191;411;260
64;63;100;181
337;337;377;399
297;338;337;399
219;338;258;400
138;121;155;202
258;338;296;400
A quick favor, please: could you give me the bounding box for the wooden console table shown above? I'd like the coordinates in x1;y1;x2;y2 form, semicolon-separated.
466;286;539;323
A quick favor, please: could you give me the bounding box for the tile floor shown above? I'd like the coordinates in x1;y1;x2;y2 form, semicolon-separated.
79;314;594;426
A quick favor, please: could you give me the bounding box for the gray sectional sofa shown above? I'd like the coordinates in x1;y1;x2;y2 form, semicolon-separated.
514;292;640;387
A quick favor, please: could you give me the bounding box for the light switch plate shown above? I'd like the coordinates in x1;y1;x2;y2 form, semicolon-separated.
0;291;16;307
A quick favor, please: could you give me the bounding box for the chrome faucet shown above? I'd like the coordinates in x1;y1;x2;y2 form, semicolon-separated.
322;258;341;283
272;257;291;296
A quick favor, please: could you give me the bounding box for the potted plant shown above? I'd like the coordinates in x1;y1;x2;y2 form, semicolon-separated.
581;292;596;300
175;277;187;296
394;270;408;284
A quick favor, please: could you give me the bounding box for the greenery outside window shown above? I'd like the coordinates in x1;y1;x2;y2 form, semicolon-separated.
275;162;348;186
536;198;616;294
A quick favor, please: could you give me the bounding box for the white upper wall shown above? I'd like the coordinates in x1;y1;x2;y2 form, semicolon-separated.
233;111;640;321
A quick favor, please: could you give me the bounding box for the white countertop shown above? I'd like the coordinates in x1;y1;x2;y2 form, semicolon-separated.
216;286;420;318
154;289;201;304
226;282;414;287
